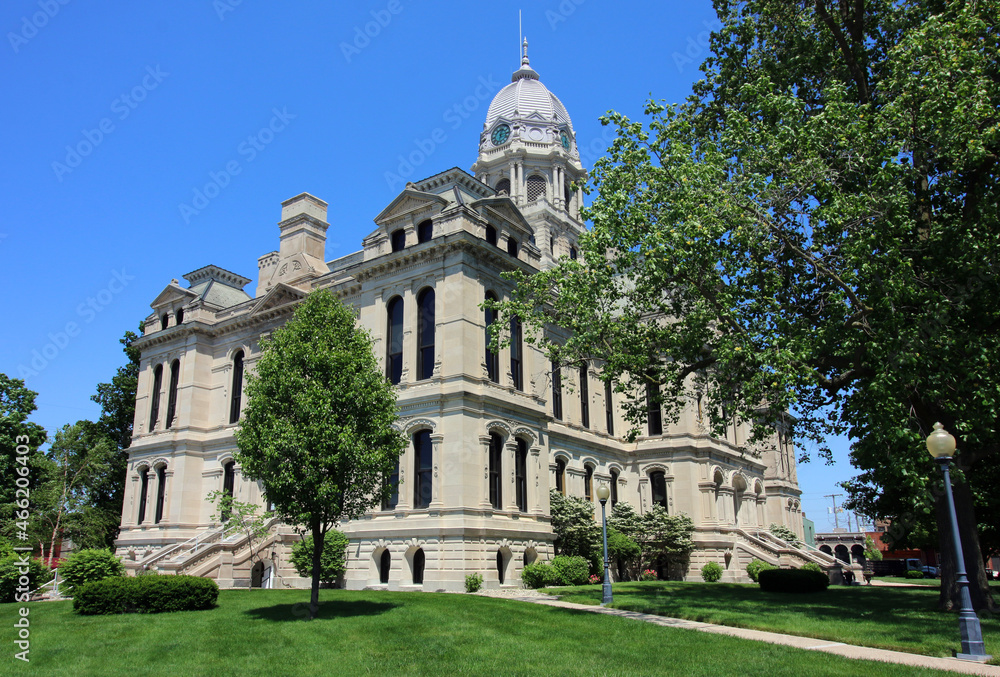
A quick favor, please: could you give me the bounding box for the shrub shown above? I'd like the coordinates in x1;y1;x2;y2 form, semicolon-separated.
905;569;925;579
0;554;51;602
758;568;829;593
701;561;723;582
59;548;125;594
551;555;590;586
73;575;219;615
464;572;483;593
746;559;777;582
639;569;658;581
289;531;349;583
801;562;823;573
521;562;559;589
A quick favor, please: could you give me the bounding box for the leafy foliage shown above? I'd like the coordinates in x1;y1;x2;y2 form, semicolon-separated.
607;527;641;578
768;523;800;547
0;375;48;515
521;562;559;589
801;562;823;574
758;568;830;594
863;535;883;562
208;490;274;588
290;532;349;584
234;290;406;618
58;548;125;594
551;556;591;586
73;575;218;615
701;561;723;582
0;554;51;602
464;572;483;593
608;502;695;579
548;489;601;562
746;559;777;583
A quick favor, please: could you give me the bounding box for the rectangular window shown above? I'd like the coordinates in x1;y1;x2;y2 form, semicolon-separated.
605;379;614;436
551;362;562;420
510;317;523;391
515;440;528;512
646;377;662;436
382;460;399;510
413;430;433;509
489;433;503;510
579;366;589;428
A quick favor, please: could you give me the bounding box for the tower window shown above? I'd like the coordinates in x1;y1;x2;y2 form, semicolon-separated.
386;296;403;385
149;364;163;431
551;362;562;420
176;308;184;324
484;293;499;383
489;432;503;509
230;351;244;424
526;175;546;202
515;438;528;512
570;247;578;260
495;178;510;196
166;360;180;429
390;229;406;252
564;183;571;210
413;429;433;509
160;314;168;331
417;288;435;380
485;225;498;246
417;219;433;243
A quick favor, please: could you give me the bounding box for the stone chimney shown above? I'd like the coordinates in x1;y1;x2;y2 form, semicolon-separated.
256;193;330;297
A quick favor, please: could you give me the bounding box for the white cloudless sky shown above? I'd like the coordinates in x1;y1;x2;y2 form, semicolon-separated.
1;0;857;532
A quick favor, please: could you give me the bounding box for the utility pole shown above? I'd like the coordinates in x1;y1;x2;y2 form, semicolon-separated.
825;493;842;530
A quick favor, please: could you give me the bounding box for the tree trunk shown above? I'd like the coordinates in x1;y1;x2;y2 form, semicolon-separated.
935;473;996;613
309;524;325;620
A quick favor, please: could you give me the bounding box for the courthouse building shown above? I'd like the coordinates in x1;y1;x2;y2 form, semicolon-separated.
115;45;813;590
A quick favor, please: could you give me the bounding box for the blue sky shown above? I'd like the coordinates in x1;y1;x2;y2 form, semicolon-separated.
1;0;860;531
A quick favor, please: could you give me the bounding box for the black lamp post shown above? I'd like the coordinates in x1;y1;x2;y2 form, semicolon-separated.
926;422;991;662
596;484;613;606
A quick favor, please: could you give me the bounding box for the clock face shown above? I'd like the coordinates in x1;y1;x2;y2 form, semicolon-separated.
560;131;570;149
491;124;511;146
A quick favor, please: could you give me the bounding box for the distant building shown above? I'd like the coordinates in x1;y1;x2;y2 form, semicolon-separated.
802;515;815;547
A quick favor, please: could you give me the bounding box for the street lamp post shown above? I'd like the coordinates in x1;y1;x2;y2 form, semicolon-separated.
596;484;613;606
926;422;991;662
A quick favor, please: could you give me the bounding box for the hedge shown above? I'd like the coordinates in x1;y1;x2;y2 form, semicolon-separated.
73;575;219;615
521;562;559;589
701;561;723;582
59;548;125;594
551;555;590;586
757;568;830;593
0;555;51;602
746;559;777;582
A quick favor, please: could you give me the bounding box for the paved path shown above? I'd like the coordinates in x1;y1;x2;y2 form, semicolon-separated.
511;596;999;676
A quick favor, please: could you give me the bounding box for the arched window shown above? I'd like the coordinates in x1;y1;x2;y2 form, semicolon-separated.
610;468;619;506
555;458;566;495
646;376;662;436
166;360;180;429
579;366;589;428
154;466;166;524
417;219;433;244
137;468;149;524
412;549;425;585
569;247;577;260
382;459;399;510
515;439;528;512
495;178;510;196
176;308;184;324
650;470;667;510
149;364;163;431
551;362;562;420
413;430;433;509
160;314;168;331
485;225;498;246
386;296;403;385
484;293;499;383
222;461;235;521
526;175;546;202
379;550;391;584
584;465;594;501
496;550;506;585
507;238;518;257
417;288;435;380
489;432;503;509
509;315;523;391
564;183;571;211
604;379;614;436
230;350;244;424
390;228;406;252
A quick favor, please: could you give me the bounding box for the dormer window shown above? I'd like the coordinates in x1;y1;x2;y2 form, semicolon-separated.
417;219;433;244
160;314;169;331
507;238;518;257
175;308;184;324
485;225;498;247
390;229;406;252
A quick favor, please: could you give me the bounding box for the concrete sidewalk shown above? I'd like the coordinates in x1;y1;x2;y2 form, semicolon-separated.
512;596;998;676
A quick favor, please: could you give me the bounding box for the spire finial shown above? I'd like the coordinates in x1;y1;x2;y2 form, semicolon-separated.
522;37;529;66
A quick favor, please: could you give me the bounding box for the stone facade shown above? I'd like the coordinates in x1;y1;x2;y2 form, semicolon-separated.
115;46;809;590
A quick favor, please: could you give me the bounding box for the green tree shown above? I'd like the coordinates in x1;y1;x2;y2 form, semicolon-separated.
548;489;601;567
497;1;998;612
608;502;695;579
234;290;406;619
0;375;48;507
289;532;349;585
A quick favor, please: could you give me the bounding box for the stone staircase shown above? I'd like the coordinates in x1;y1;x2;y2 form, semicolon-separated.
693;526;844;583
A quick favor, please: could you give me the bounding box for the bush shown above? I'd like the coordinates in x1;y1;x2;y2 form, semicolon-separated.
746;559;777;582
639;569;658;581
905;569;925;579
73;575;219;615
551;555;590;586
464;572;483;593
801;562;823;573
701;561;723;582
59;548;125;594
289;531;349;583
0;554;52;602
758;568;830;593
521;562;559;589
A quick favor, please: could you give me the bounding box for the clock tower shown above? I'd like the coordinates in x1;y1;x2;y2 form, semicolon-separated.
471;39;587;269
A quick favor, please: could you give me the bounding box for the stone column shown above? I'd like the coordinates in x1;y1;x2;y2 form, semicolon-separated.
504;440;518;511
479;435;492;508
429;433;444;508
530;446;542;514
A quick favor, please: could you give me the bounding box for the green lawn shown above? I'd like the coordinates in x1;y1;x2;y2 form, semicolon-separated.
0;589;964;676
551;581;1000;661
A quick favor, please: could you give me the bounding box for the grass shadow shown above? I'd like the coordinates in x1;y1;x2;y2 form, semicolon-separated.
243;599;399;622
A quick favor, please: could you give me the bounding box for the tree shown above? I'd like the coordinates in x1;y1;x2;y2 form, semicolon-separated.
548;489;601;567
289;532;349;585
609;502;695;580
497;1;998;611
233;290;406;619
207;491;273;589
0;375;48;508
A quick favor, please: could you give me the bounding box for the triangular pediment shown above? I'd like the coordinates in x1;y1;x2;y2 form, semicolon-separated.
249;283;306;316
374;189;449;226
150;282;198;310
471;196;533;234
